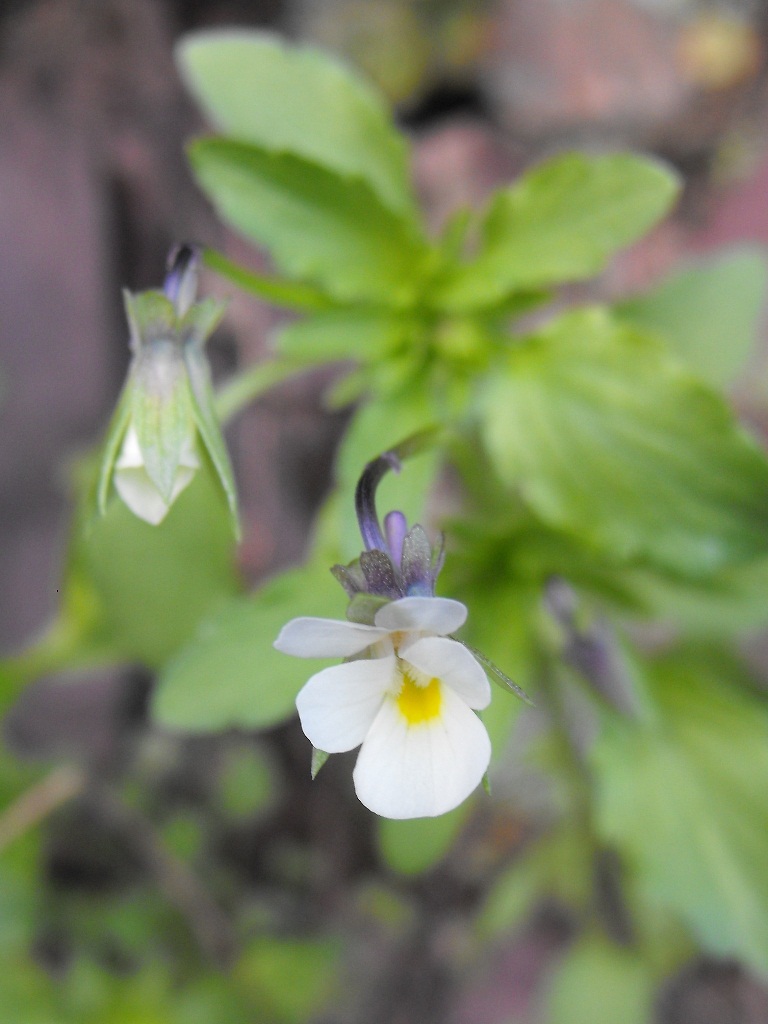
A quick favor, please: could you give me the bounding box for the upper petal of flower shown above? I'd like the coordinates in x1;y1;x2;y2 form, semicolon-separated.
374;596;467;636
352;684;491;818
295;655;395;753
399;636;491;710
274;617;389;658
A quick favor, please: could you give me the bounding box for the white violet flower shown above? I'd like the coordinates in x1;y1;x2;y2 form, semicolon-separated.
275;595;491;819
272;440;519;820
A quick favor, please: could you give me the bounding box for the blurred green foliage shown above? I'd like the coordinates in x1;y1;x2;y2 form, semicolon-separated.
4;26;768;1024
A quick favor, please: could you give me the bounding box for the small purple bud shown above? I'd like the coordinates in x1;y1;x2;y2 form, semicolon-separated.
164;243;200;317
543;576;578;625
384;510;408;566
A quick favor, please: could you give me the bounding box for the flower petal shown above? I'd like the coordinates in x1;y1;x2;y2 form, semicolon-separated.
374;596;467;635
114;426;198;525
115;425;144;468
400;636;491;710
295;656;395;753
274;617;389;658
114;469;170;525
352;684;491;818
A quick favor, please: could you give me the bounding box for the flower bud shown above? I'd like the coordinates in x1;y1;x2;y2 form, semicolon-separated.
97;245;238;532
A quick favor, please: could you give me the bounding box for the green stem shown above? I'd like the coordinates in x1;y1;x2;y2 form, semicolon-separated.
388;426;445;463
534;626;635;945
203;247;340;423
203;248;333;312
214;360;309;424
534;642;594;826
0;766;85;854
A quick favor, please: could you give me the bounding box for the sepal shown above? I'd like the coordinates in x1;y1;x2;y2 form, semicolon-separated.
330;436;449;622
184;341;240;536
456;640;533;705
123;289;177;351
96;379;134;516
331;561;368;598
311;747;330;779
181;296;227;347
345;592;389;625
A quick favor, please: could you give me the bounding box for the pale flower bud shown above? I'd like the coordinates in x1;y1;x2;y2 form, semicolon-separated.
97;245;238;532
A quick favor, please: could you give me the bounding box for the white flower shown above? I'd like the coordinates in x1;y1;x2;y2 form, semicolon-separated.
274;596;491;819
113;424;199;526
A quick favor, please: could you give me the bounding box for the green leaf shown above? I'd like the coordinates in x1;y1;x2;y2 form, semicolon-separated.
476;852;545;940
188;138;430;304
435;152;680;310
591;656;768;974
69;460;240;667
625;557;768;637
617;247;768;387
478;828;594;940
482;308;768;575
545;936;655;1024
219;742;277;817
178;29;417;219
377;803;470;874
235;938;340;1024
441;529;540;752
275;308;413;364
152;559;345;732
203;248;333;311
337;391;439;490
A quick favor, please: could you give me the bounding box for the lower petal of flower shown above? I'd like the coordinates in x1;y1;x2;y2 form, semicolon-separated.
114;464;196;525
352;684;491;819
296;655;395;753
396;670;442;725
114;426;198;525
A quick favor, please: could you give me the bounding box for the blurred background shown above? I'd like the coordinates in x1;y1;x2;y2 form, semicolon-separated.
3;1;768;1021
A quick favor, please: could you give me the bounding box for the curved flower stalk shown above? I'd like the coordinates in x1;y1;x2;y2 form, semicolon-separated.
275;443;513;819
97;244;238;531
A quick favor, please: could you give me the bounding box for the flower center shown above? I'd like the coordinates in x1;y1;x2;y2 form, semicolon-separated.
396;663;442;725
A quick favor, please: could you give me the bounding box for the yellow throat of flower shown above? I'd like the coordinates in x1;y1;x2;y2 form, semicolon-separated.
396;663;442;726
